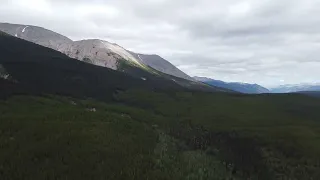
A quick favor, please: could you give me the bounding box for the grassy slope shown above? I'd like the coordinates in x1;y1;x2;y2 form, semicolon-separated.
0;31;9;36
1;32;320;179
117;57;229;92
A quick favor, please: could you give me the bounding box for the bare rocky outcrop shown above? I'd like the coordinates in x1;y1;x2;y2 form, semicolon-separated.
131;53;195;81
64;40;120;69
0;23;73;53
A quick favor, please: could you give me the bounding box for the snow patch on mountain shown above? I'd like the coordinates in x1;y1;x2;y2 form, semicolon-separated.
22;26;28;33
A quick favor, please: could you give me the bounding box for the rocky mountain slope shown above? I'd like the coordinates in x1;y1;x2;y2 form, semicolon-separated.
130;53;195;81
0;30;182;99
64;39;146;70
0;29;228;95
0;22;193;80
194;76;270;94
0;23;73;52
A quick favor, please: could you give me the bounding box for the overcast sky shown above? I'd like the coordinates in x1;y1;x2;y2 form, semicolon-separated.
1;0;320;87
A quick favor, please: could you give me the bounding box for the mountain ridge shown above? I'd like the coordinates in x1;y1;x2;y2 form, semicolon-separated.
0;30;228;93
0;22;194;81
270;83;320;93
194;76;270;94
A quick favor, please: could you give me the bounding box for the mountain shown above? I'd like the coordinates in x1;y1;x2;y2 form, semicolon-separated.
0;23;148;70
0;22;193;81
0;29;228;99
0;29;184;99
130;53;195;81
194;76;270;94
270;84;320;93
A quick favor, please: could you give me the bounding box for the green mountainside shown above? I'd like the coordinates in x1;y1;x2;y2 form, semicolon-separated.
1;32;320;180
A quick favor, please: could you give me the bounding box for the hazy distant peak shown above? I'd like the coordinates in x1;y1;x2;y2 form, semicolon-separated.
194;76;269;94
271;83;320;93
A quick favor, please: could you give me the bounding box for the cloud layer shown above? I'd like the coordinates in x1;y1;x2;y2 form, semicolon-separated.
1;0;320;87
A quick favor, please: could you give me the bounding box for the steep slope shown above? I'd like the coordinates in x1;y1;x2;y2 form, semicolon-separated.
0;23;142;69
0;30;188;100
0;31;229;99
270;84;320;93
0;23;73;52
194;76;269;94
130;53;194;81
0;22;193;81
0;22;227;92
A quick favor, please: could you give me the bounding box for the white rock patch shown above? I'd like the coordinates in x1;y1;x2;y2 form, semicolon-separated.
100;41;144;67
22;26;29;33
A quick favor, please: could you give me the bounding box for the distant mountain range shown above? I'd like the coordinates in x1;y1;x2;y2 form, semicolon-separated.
194;77;320;94
270;84;320;93
194;76;270;94
0;22;194;81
